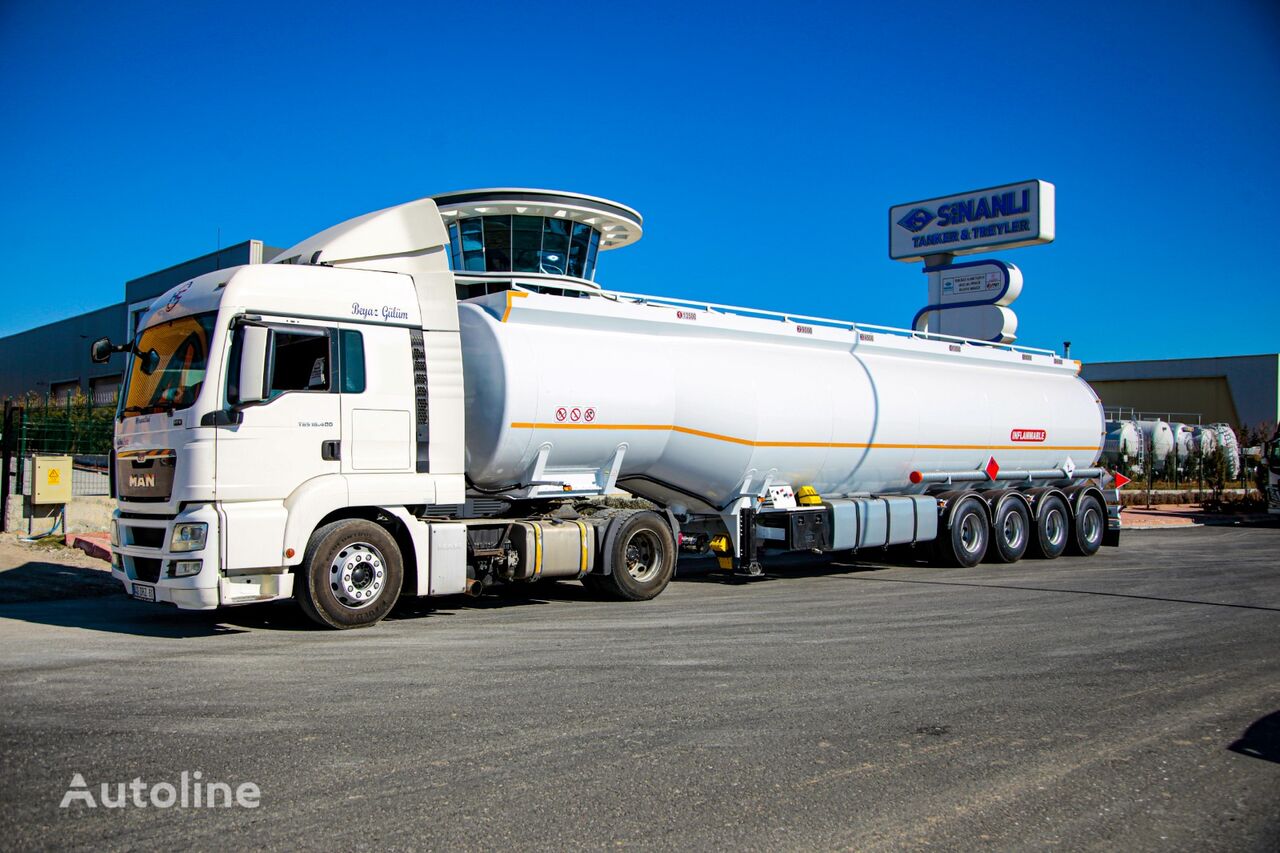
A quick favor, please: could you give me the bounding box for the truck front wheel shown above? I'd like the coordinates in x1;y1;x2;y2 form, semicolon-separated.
593;512;676;601
298;519;404;629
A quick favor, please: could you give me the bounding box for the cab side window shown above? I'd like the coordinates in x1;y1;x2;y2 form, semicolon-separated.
269;329;331;395
339;329;365;393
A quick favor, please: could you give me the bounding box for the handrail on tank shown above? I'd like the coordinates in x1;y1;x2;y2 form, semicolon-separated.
596;288;1061;358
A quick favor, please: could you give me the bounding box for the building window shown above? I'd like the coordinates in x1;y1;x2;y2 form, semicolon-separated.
89;375;121;407
50;380;80;405
451;215;601;279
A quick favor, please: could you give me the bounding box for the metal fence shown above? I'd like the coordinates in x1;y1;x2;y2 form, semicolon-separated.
2;399;117;522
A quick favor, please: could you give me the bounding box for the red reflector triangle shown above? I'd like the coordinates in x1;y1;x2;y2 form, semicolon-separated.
1113;472;1131;489
984;456;1000;480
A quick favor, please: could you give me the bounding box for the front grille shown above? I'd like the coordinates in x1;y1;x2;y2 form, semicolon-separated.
128;527;165;549
131;557;162;583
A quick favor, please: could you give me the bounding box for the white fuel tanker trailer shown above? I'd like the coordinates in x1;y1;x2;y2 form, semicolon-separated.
90;190;1119;629
1103;420;1145;474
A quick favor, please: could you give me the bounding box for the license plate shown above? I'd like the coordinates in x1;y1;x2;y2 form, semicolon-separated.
131;584;156;602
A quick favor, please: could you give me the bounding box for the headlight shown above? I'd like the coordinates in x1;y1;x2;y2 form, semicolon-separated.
110;519;120;547
170;559;202;578
170;522;208;552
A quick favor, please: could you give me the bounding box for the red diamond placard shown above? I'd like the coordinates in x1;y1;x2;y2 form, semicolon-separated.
984;456;1000;481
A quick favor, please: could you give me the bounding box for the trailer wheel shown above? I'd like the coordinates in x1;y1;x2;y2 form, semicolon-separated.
937;499;989;567
297;519;403;629
595;512;676;601
988;498;1031;564
1066;493;1105;557
1028;495;1070;560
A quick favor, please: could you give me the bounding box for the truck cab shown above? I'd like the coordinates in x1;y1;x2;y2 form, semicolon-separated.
102;200;470;621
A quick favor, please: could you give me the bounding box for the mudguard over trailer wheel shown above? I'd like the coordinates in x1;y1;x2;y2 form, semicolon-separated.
936;499;989;568
589;511;676;601
1067;493;1105;557
297;519;404;629
1028;494;1070;560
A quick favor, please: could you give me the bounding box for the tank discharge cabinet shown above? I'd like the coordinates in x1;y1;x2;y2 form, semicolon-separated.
93;188;1118;629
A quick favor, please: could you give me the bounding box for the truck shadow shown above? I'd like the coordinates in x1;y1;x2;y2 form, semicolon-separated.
1229;710;1280;763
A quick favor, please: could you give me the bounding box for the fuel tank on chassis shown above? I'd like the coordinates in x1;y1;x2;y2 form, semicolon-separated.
459;293;1103;510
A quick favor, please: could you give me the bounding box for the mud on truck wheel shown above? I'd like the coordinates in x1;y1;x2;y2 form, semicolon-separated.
298;519;404;629
589;511;676;601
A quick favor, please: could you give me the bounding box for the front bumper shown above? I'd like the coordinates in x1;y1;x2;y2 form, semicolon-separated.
111;504;293;609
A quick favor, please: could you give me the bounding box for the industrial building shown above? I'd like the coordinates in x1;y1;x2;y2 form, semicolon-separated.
0;241;281;404
1081;354;1280;434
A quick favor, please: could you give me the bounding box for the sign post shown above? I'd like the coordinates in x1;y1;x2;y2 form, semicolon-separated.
890;180;1055;344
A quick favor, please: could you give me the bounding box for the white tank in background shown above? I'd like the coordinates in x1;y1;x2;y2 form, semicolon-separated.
1192;424;1218;457
1169;423;1197;471
1211;423;1242;479
1136;420;1175;473
1103;420;1145;473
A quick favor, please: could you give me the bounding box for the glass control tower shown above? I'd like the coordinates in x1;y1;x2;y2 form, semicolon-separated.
433;189;643;298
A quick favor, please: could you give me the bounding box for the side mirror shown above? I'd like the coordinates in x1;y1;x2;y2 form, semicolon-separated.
90;337;113;364
237;325;271;405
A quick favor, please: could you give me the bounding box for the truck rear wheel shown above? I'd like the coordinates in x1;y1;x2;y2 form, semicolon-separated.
298;519;403;629
1028;495;1070;560
988;498;1031;564
937;499;989;567
593;512;676;601
1066;494;1105;557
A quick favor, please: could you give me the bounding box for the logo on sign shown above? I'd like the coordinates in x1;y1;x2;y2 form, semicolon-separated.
570;407;582;422
675;310;697;321
584;407;596;422
897;208;935;233
555;408;567;422
1010;429;1047;442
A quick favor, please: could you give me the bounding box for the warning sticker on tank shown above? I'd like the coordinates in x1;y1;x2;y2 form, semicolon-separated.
1010;429;1047;442
555;407;567;422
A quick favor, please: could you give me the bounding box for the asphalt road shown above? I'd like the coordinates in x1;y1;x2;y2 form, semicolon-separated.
1;525;1278;851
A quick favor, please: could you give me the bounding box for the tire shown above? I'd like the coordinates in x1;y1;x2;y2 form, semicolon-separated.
1028;494;1070;560
1066;493;1105;557
987;497;1031;564
593;511;676;601
297;519;404;629
936;499;989;568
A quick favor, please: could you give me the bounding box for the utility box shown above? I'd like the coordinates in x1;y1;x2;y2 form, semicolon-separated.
33;455;73;505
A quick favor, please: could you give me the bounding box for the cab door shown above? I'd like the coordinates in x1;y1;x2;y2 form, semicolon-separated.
216;319;343;503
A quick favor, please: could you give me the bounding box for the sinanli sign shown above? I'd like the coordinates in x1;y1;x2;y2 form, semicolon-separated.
889;179;1055;262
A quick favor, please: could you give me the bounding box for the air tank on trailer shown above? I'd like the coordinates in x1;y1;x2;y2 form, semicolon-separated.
460;290;1105;508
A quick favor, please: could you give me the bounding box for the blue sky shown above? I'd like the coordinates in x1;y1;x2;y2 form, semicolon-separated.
1;0;1277;361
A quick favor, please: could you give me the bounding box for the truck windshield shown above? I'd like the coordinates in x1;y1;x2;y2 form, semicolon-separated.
119;312;217;418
